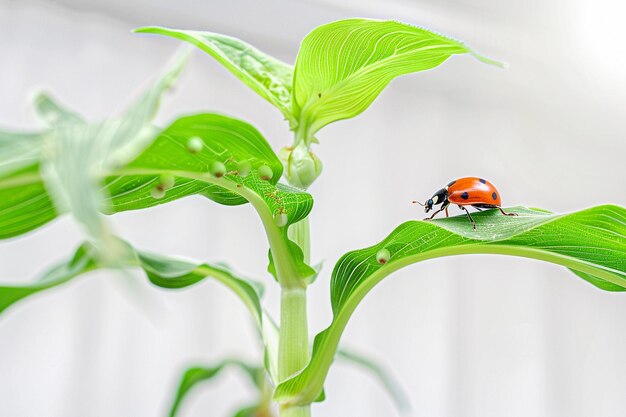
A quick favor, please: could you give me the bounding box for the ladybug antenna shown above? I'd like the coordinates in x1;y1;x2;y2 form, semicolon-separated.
411;200;425;207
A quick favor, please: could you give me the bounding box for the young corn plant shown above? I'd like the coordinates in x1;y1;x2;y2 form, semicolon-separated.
1;18;625;417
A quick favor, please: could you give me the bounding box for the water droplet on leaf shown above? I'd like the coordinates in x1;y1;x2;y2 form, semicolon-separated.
237;161;251;177
150;186;166;199
211;161;226;178
274;212;288;227
187;137;203;154
376;249;391;265
159;173;175;190
258;165;273;181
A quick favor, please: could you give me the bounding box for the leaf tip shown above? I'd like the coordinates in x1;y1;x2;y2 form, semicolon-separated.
470;50;506;68
133;26;165;35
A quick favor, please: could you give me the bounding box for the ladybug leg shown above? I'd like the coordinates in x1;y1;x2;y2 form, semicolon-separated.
424;206;446;221
459;206;476;229
445;206;449;218
498;207;518;217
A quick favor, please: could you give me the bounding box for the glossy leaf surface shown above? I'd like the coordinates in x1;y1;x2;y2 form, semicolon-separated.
275;205;626;405
136;27;295;125
337;348;410;412
293;18;498;139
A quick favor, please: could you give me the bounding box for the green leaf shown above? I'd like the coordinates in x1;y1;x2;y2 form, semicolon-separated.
267;239;316;283
168;360;262;417
0;239;264;325
0;242;98;313
118;112;285;207
337;348;410;412
0;162;56;239
135;26;295;126
119;113;314;286
293;18;499;139
275;205;626;405
0;111;314;285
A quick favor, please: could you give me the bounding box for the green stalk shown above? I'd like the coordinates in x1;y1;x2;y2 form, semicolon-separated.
277;165;313;417
278;287;310;416
279;405;311;417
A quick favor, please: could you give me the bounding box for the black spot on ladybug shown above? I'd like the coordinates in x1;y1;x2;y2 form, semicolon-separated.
492;192;498;201
447;180;456;187
479;178;486;184
461;192;469;200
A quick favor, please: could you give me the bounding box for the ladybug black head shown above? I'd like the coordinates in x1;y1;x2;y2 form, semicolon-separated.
425;188;448;213
424;198;434;213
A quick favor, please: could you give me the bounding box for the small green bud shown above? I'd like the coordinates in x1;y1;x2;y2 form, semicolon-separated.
376;248;391;265
210;161;227;178
150;185;166;199
187;136;203;154
237;161;251;177
274;212;288;227
279;144;322;189
258;164;273;181
159;173;175;190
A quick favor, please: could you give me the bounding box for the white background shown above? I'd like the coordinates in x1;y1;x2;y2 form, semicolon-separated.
1;0;626;416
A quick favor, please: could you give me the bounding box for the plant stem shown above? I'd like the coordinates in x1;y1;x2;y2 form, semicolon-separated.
278;287;310;416
279;405;311;417
278;288;309;380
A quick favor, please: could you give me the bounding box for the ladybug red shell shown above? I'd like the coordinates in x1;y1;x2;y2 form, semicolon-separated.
413;177;517;229
448;177;501;206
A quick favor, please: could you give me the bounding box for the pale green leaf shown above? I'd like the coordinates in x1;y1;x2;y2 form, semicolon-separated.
30;49;188;259
0;242;98;313
0;237;280;392
0;240;264;327
275;205;626;405
168;360;262;417
135;26;295;126
32;93;84;126
293;18;499;139
0;130;43;177
337;348;410;412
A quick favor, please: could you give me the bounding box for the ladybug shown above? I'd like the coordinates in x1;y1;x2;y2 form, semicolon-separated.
413;177;517;229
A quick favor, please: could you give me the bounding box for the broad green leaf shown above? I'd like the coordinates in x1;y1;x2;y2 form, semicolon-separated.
337;348;409;412
118;113;314;286
293;18;499;139
0;240;264;326
0;128;52;239
0;112;314;286
29;49;188;259
168;360;262;417
0;163;56;238
135;26;295;126
275;205;626;405
118;112;284;207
